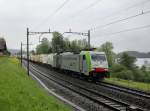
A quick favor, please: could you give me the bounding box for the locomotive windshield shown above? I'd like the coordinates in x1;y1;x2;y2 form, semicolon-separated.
91;54;106;62
91;54;108;68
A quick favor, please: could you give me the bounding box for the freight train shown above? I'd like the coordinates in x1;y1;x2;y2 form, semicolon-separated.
25;51;109;81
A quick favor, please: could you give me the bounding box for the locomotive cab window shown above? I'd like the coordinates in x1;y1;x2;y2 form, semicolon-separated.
91;54;106;62
83;55;86;60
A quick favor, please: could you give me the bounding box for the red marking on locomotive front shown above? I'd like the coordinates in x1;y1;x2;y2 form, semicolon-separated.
95;68;108;72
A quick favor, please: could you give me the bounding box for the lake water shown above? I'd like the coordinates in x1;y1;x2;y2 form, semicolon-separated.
135;58;150;67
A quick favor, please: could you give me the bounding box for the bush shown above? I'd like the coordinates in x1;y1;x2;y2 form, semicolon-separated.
111;64;127;73
119;52;136;70
142;71;150;83
112;70;134;80
110;64;150;83
132;69;145;82
111;64;135;81
141;65;146;72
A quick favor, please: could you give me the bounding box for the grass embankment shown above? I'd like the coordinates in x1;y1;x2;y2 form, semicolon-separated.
105;78;150;92
0;56;72;111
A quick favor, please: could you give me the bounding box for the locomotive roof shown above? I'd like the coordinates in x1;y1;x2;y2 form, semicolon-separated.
80;51;105;55
60;52;74;55
60;51;105;55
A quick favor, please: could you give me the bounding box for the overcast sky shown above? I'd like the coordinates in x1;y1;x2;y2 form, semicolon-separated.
0;0;150;53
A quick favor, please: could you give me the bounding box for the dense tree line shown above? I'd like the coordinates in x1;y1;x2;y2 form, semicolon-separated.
97;42;150;83
36;38;51;54
36;31;88;54
111;52;150;83
97;42;115;67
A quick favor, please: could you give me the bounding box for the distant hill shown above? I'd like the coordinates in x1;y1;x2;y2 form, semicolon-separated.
8;49;27;55
118;51;150;58
8;49;20;55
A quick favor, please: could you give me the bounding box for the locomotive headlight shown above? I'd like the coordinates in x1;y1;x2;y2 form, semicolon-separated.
104;68;108;71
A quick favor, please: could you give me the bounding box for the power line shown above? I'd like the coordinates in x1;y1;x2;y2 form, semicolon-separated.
124;0;150;11
81;0;102;11
75;0;149;24
72;0;102;15
67;0;102;22
80;0;150;32
33;0;70;30
91;9;150;31
99;24;150;36
94;0;150;22
50;0;70;17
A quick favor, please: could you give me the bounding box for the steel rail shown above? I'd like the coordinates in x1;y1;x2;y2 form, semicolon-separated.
29;63;144;111
98;81;150;100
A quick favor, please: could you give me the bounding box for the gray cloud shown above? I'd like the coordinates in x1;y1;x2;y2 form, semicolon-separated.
0;0;150;53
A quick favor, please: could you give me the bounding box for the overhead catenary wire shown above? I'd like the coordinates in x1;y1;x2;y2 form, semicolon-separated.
93;0;150;22
33;0;150;32
32;0;70;30
122;0;150;12
80;0;150;32
77;0;102;13
67;0;102;18
98;24;150;37
66;0;103;26
90;9;150;31
72;0;150;24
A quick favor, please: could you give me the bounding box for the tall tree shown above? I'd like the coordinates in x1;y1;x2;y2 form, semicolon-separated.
70;40;80;52
63;38;88;52
119;52;137;70
36;38;50;54
98;42;115;67
63;38;71;51
77;39;88;49
52;32;64;53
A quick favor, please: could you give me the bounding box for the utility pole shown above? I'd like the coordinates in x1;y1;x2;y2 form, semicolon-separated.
88;30;90;49
21;42;32;70
27;28;29;76
64;29;91;49
21;42;22;66
26;27;52;76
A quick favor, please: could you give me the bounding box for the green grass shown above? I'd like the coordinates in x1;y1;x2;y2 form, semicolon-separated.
105;77;150;92
0;56;72;111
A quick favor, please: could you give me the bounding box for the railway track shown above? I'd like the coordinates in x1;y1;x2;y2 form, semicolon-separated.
32;61;150;101
28;62;144;111
98;81;150;100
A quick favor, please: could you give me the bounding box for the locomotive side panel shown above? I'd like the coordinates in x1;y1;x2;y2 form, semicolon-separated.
47;54;55;67
61;54;80;73
53;54;60;68
53;55;57;68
